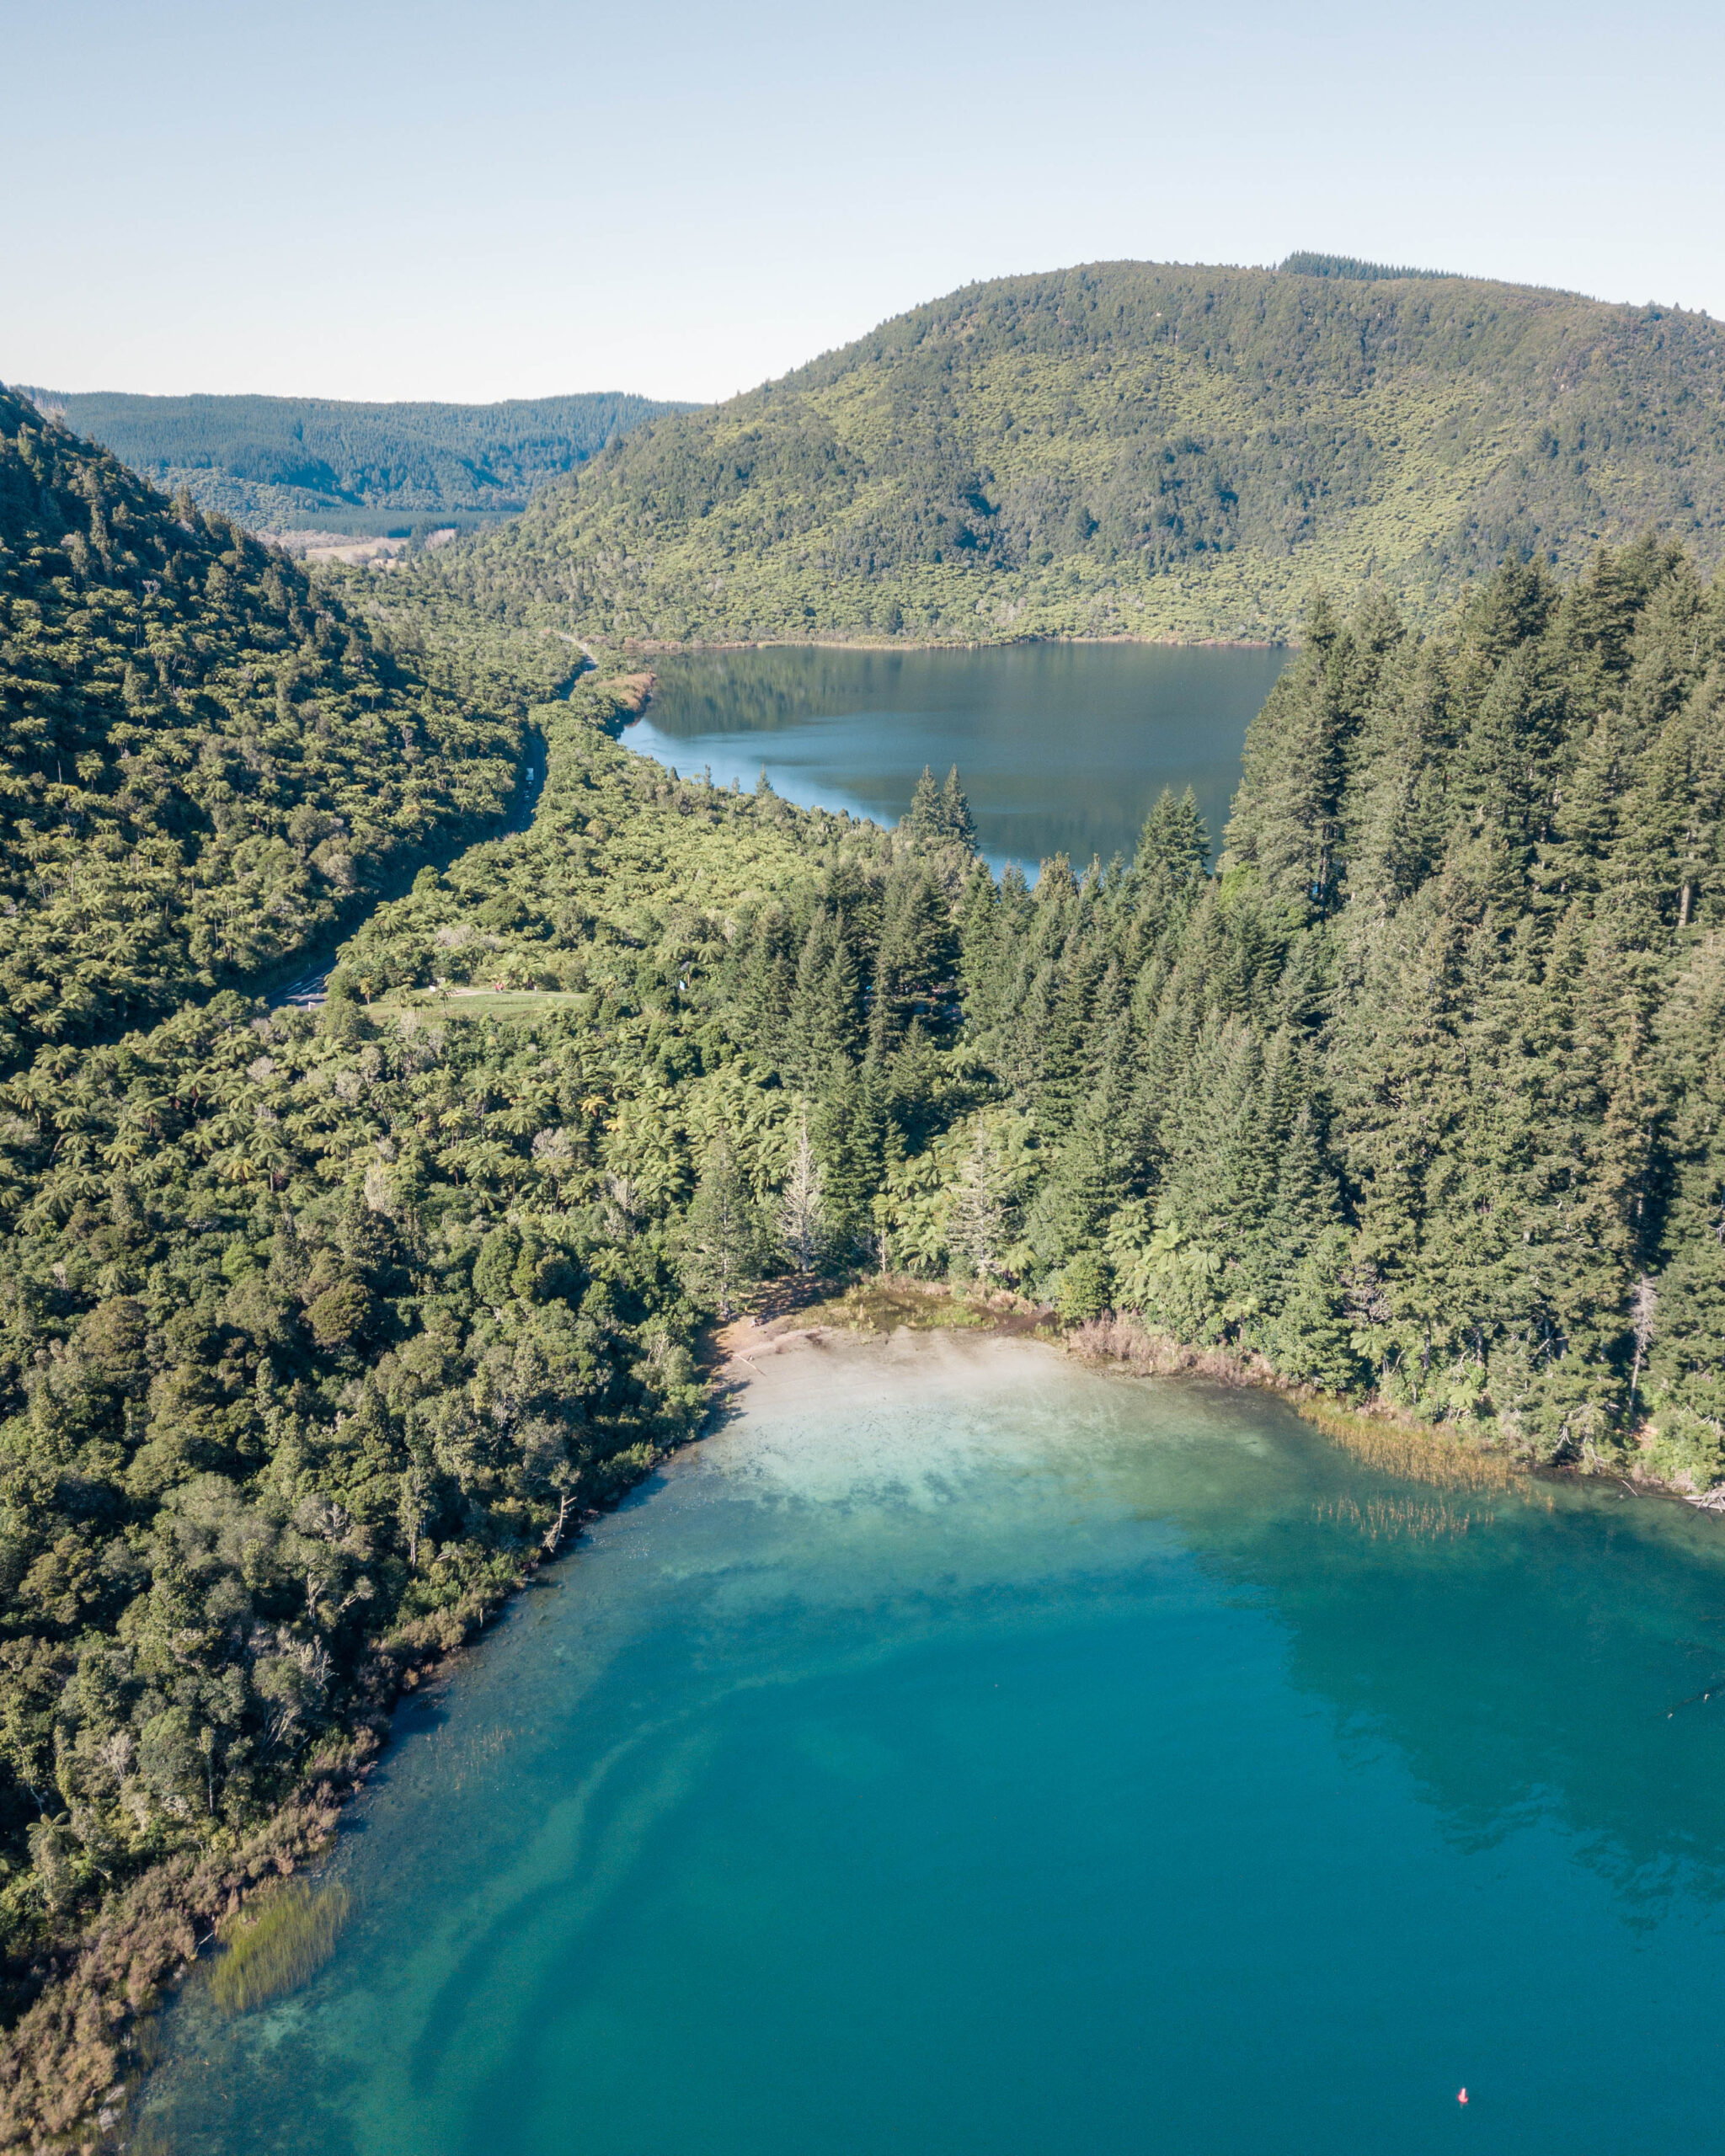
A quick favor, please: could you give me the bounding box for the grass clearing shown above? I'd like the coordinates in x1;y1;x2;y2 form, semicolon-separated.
377;990;592;1021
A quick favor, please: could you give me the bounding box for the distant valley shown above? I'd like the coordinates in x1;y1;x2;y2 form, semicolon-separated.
13;387;691;541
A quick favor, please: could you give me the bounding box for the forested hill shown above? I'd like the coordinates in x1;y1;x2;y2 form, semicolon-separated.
11;388;687;537
422;258;1725;645
0;388;521;1059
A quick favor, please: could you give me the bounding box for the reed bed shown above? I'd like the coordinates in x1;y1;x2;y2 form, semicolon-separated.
1295;1401;1521;1492
1055;1313;1547;1504
210;1879;351;2016
819;1281;986;1332
1313;1493;1497;1544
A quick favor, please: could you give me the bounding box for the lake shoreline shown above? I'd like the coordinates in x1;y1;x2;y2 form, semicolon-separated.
726;1278;1721;1512
617;631;1292;655
128;1304;1725;2156
58;1281;1713;2152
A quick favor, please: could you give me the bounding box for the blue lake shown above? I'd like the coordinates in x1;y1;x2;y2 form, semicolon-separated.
624;642;1289;873
140;1331;1725;2156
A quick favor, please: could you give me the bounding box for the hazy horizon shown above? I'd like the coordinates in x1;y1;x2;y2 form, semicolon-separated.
13;249;1717;417
8;0;1724;406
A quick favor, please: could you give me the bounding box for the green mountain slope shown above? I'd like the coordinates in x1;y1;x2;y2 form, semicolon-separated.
425;258;1725;644
12;388;689;536
0;389;521;1059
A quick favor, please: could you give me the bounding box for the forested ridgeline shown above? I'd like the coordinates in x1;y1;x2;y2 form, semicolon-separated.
0;387;526;1063
415;259;1725;646
14;389;688;538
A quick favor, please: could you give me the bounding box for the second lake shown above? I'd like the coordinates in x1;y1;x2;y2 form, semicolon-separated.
623;641;1290;874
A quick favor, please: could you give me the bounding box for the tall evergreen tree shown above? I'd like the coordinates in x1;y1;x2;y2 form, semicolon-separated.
676;1132;763;1319
939;766;977;851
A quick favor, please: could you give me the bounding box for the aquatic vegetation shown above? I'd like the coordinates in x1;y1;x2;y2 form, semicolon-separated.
210;1881;352;2017
133;1330;1725;2156
1313;1493;1498;1544
1296;1402;1518;1493
1;404;1719;2153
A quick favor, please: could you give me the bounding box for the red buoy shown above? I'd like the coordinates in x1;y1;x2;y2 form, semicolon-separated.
1458;2089;1469;2105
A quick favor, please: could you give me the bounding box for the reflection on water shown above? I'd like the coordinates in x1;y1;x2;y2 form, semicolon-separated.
139;1334;1725;2156
627;643;1289;873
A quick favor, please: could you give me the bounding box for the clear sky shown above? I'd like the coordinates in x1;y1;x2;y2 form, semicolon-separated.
6;0;1723;407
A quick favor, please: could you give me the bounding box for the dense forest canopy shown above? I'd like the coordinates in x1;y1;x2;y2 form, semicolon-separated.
13;389;689;537
418;258;1725;645
0;388;521;1062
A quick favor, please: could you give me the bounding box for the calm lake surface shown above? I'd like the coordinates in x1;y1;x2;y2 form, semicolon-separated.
626;643;1289;873
142;1332;1725;2156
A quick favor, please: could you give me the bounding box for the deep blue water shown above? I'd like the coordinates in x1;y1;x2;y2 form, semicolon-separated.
625;643;1289;874
141;1333;1725;2156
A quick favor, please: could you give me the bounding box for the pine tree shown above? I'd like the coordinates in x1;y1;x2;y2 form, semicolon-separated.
1223;589;1392;917
731;903;799;1064
814;1059;889;1254
1645;936;1725;1470
868;866;957;1059
900;763;976;848
1615;691;1725;932
937;766;977;850
676;1132;763;1319
1027;1003;1143;1264
956;863;1006;1029
948;1121;1013;1282
901;765;943;841
1134;786;1210;886
1029;926;1106;1146
1343;643;1455;912
784;911;862;1086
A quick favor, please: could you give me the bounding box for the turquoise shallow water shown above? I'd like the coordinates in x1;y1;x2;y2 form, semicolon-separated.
141;1333;1725;2155
624;643;1289;874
